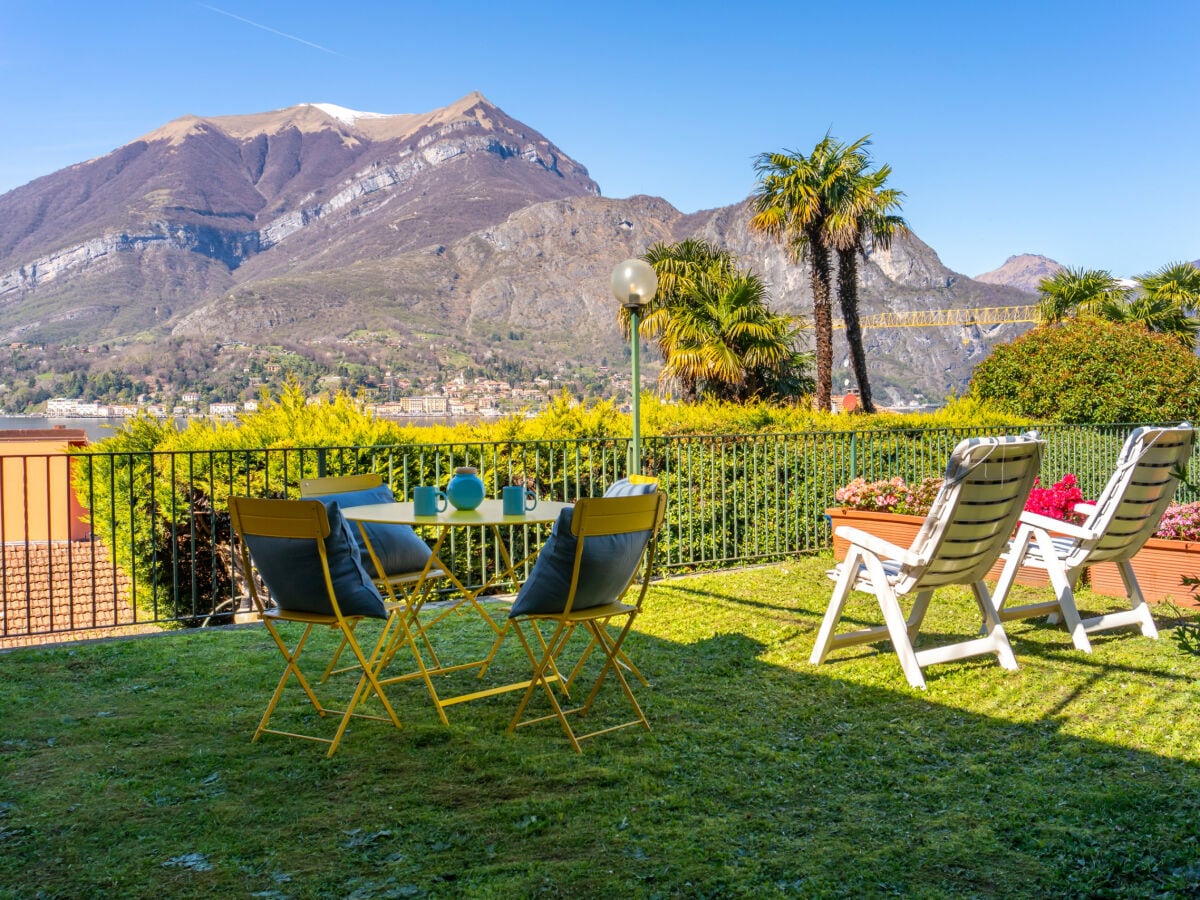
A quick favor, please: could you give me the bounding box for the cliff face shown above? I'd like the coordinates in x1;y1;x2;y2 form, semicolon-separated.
174;193;1033;404
686;202;1036;402
2;93;1035;402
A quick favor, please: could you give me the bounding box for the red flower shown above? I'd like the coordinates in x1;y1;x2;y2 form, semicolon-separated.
1024;473;1086;524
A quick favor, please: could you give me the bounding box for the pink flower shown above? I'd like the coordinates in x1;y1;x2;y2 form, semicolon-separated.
835;476;944;516
1155;502;1200;541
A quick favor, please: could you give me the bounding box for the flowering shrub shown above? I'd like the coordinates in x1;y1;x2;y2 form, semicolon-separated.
1024;473;1086;524
837;472;1093;523
1154;502;1200;541
834;476;944;516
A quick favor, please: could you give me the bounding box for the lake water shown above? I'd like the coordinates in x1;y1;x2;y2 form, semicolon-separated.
0;414;467;443
0;416;135;442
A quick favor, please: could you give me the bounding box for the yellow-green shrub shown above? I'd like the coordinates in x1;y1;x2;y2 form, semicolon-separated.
74;384;1028;623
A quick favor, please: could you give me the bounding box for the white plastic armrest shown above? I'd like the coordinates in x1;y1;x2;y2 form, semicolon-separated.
836;525;923;568
1073;502;1097;516
1017;510;1098;540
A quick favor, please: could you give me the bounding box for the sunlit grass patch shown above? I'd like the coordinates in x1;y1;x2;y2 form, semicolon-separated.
2;556;1199;897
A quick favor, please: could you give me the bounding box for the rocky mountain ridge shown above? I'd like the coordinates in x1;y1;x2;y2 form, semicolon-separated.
0;93;597;317
1;93;1038;405
173;191;1036;403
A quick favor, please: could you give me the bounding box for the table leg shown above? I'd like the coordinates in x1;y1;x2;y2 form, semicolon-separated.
370;518;565;722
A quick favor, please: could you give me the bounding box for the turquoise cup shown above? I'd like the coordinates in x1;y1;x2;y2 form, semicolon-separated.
413;486;448;516
502;485;538;516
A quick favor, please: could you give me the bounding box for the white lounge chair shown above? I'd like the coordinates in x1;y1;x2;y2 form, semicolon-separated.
811;433;1044;689
993;424;1195;652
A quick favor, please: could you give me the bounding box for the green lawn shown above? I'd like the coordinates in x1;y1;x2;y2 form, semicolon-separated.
2;557;1200;898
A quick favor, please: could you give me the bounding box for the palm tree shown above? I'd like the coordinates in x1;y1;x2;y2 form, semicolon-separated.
632;240;738;345
750;137;848;411
1135;261;1200;310
1086;261;1200;344
658;270;803;401
1035;263;1200;345
634;241;809;402
825;143;907;413
1036;267;1131;323
1095;293;1200;345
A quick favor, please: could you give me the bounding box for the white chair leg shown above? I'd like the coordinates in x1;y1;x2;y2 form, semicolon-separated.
1121;561;1159;639
906;590;934;642
1035;534;1090;652
862;554;926;690
992;526;1031;618
971;581;1018;671
810;548;862;665
1080;560;1160;640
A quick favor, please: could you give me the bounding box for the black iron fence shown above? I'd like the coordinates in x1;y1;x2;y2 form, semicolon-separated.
1;423;1194;646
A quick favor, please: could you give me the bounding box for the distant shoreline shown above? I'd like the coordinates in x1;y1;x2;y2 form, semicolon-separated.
0;413;469;442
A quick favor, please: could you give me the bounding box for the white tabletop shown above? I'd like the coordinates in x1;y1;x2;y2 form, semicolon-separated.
343;498;571;528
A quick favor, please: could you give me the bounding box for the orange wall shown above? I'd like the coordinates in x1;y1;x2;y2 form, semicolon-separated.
0;440;90;542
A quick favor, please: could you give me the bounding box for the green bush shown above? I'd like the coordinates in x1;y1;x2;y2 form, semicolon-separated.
71;387;637;622
969;319;1200;423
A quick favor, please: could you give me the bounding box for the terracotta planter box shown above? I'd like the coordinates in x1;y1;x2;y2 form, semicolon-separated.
826;508;925;562
1089;538;1200;608
824;507;1050;587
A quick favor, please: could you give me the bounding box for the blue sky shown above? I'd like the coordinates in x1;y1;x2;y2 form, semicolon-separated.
1;1;1196;277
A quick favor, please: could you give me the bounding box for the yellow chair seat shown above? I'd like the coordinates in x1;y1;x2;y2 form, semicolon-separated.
521;600;636;623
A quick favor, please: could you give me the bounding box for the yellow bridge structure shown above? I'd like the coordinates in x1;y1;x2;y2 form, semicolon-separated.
833;305;1040;330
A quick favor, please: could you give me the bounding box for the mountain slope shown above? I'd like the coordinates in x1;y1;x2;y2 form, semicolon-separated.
2;93;1036;404
175;193;1033;403
974;254;1062;293
0;92;599;340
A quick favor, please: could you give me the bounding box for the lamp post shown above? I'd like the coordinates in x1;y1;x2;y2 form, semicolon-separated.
610;258;658;475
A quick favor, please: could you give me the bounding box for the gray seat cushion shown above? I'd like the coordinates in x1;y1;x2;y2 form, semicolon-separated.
509;506;651;617
243;501;387;619
311;484;433;578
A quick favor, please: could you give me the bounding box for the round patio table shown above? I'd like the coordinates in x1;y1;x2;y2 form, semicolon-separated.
344;499;571;724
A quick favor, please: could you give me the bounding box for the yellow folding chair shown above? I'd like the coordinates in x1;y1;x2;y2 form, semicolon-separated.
229;496;402;757
507;492;667;752
561;474;662;688
299;473;449;678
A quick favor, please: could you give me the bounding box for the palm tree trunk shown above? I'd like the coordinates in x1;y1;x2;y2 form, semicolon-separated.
837;249;875;413
808;235;834;412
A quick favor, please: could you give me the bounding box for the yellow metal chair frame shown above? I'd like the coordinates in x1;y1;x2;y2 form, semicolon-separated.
299;474;450;680
229;496;402;757
507;492;667;752
560;474;663;689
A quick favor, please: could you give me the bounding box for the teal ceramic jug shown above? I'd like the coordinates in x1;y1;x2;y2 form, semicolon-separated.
446;466;485;510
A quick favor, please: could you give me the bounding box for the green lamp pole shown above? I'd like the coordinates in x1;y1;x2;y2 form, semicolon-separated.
610;259;658;476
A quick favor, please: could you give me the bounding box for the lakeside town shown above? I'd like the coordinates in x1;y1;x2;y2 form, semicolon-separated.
34;366;635;423
0;331;650;425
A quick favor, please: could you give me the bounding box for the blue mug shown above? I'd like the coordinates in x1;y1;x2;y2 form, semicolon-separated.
413;485;448;516
502;485;538;516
